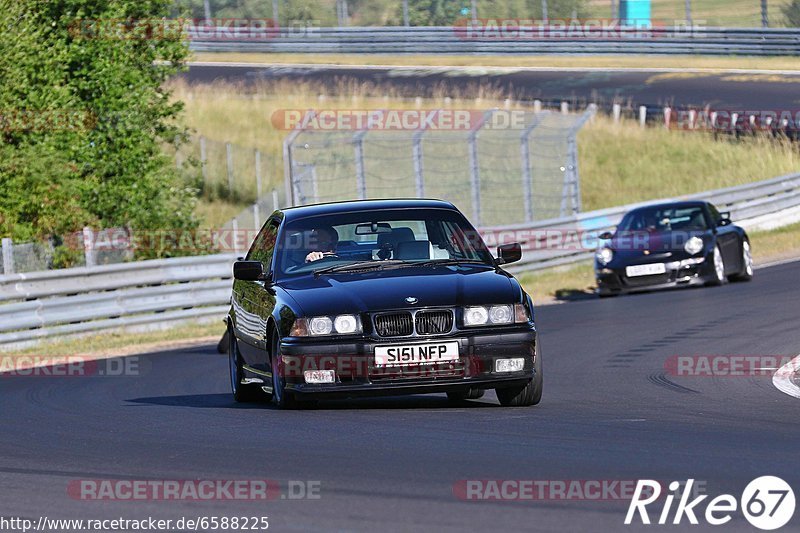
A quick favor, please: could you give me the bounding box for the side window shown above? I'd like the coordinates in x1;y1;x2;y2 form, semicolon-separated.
246;219;280;273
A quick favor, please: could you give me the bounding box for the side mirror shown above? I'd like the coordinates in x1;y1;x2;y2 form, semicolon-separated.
233;260;266;281
598;231;614;240
497;243;522;265
717;212;732;227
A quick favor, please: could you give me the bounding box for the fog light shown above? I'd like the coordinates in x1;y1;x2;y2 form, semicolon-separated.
304;370;335;384
495;358;525;373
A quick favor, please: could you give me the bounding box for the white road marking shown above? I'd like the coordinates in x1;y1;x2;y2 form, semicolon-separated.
773;354;800;400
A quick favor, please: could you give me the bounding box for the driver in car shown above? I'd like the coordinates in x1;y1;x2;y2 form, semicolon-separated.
305;225;339;263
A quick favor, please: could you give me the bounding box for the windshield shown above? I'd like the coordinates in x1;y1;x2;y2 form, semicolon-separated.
617;205;709;232
274;208;494;278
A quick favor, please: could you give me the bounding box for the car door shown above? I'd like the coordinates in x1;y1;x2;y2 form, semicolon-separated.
232;218;280;371
707;204;740;273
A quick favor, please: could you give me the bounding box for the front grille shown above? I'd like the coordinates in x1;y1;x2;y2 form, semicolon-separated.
415;310;453;335
374;312;413;337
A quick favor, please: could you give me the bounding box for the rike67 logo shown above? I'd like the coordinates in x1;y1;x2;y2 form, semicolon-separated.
626;477;795;530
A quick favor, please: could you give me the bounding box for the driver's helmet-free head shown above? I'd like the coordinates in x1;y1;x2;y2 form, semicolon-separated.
310;225;339;252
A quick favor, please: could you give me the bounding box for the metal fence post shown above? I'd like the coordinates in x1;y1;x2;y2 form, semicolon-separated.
253;203;261;230
272;189;280;211
232;219;241;256
560;104;597;216
468;110;493;227
226;142;235;196
255;149;263;198
1;237;13;275
283;110;316;207
353;129;369;200
519;112;548;223
639;106;647;128
82;227;96;268
412;130;425;197
199;136;208;184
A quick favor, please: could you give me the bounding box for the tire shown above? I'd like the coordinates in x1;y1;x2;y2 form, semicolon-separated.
705;244;726;286
269;332;316;410
447;389;485;402
496;341;543;407
229;329;268;403
729;239;753;282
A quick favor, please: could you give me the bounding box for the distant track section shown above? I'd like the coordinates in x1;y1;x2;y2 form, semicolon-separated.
188;26;800;56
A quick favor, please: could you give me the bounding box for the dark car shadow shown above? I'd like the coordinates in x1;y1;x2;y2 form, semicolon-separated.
125;393;498;410
125;393;265;409
554;287;596;302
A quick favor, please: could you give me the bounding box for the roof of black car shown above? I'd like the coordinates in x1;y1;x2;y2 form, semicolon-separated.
280;198;458;221
627;200;709;212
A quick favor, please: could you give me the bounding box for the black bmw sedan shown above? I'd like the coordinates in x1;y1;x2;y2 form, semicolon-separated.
226;199;541;409
595;200;753;296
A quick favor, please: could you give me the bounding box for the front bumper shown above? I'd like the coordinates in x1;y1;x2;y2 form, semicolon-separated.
596;257;713;295
278;328;536;398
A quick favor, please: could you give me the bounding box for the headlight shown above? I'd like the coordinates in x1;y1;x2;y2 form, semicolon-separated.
333;314;358;334
489;305;513;324
309;316;333;335
463;304;525;327
596;247;614;265
684;236;704;255
463;306;489;326
291;315;362;336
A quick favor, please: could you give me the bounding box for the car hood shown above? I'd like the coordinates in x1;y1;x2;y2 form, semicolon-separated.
279;265;518;316
609;229;709;261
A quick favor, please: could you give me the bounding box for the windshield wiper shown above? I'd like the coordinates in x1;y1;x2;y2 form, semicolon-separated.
398;259;490;268
313;260;405;277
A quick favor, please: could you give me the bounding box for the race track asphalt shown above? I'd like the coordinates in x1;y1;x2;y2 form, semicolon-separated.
182;63;800;110
2;260;799;532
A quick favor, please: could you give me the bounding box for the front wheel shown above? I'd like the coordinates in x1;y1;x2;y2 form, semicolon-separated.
270;333;316;410
496;341;543;407
729;240;753;282
705;244;726;286
229;329;268;403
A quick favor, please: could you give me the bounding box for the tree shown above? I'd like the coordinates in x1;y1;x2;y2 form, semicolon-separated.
783;0;800;26
0;0;198;262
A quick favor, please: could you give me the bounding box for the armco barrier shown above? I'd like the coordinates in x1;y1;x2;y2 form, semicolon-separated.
1;172;799;346
188;26;800;56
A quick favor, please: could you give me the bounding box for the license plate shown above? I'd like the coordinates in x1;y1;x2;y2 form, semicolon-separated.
626;263;667;277
374;341;459;367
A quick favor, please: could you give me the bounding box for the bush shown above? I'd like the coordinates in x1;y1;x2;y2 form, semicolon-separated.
0;0;199;258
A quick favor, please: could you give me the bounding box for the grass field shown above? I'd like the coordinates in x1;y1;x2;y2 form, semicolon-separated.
192;52;800;71
586;0;793;27
173;80;800;228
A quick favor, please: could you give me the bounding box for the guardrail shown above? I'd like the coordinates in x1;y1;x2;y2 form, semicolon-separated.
2;172;799;347
0;255;234;346
189;26;800;56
